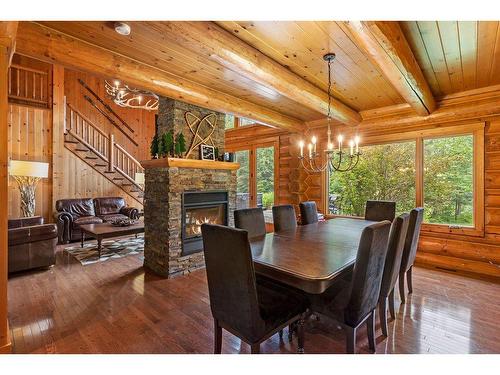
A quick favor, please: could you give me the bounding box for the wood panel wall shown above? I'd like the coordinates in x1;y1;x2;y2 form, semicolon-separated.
64;69;155;161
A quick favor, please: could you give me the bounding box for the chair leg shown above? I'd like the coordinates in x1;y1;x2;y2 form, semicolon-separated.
379;298;388;337
278;329;283;340
407;266;413;294
297;317;305;354
288;323;295;342
346;326;357;354
214;318;222;354
251;343;260;354
367;310;376;352
388;289;396;319
399;271;406;304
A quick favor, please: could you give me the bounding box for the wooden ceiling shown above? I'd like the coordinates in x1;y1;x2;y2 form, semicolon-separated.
12;21;500;131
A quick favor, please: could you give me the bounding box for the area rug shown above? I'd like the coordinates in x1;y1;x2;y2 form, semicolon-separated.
63;235;144;265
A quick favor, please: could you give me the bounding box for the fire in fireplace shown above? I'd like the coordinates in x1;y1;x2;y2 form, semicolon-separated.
182;191;228;256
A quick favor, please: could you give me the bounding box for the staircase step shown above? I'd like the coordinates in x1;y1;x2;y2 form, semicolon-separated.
85;156;98;160
104;170;115;174
122;183;132;187
113;177;124;181
75;148;89;152
65;140;79;144
94;163;107;167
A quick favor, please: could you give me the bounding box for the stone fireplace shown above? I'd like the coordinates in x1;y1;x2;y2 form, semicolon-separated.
141;98;238;277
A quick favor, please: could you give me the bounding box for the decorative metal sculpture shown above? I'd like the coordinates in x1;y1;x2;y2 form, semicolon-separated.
184;112;217;158
105;80;159;111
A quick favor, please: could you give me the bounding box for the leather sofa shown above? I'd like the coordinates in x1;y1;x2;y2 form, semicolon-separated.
8;216;57;273
54;197;139;244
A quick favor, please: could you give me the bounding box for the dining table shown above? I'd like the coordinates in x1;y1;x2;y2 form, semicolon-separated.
250;217;376;294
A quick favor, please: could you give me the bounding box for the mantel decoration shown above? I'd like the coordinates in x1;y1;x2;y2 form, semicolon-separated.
298;53;361;173
9;160;49;217
185;112;217;159
150;131;187;159
105;79;159;111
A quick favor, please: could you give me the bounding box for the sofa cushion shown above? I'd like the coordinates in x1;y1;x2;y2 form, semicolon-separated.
56;198;95;218
99;213;129;222
73;216;103;226
94;197;126;216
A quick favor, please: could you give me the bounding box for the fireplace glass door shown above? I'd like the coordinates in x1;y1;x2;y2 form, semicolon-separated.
184;205;225;238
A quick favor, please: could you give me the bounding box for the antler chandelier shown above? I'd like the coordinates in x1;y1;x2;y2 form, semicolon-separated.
298;53;361;173
105;80;159;111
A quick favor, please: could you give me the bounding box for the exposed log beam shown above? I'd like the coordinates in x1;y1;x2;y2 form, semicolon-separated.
343;21;436;116
15;22;305;133
307;84;500;133
0;21;18;65
158;22;361;126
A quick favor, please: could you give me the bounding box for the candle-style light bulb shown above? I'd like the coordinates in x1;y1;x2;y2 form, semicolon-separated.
114;80;120;88
299;140;304;157
349;140;354;156
308;143;313;158
328;143;334;151
337;134;343;152
311;136;317;154
354;135;360;154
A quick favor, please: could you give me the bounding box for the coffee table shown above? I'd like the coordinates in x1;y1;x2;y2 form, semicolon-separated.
79;221;145;258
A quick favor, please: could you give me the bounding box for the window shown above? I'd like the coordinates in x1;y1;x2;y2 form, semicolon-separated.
239;118;256;127
326;124;484;236
234;150;250;209
328;141;416;216
256;146;275;210
224;114;235;130
423;135;474;226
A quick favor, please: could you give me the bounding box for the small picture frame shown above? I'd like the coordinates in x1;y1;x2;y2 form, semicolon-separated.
200;144;215;161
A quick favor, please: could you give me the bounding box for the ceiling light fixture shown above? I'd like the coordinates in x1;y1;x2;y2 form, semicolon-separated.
114;22;131;36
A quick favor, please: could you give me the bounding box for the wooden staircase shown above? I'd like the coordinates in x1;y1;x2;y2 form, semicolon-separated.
63;102;144;205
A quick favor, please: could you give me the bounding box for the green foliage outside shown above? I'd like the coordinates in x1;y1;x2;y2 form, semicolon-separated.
423;135;473;225
224;115;235;129
262;192;275;210
328;136;473;226
256;146;274;208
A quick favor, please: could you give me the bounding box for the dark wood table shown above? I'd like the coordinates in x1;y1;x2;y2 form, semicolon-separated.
250;218;375;294
79;221;144;257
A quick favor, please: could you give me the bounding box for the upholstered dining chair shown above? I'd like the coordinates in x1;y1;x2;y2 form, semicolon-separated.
309;220;391;354
364;200;396;222
299;201;318;225
272;205;298;232
378;213;410;336
234;207;266;239
399;207;424;303
201;224;309;354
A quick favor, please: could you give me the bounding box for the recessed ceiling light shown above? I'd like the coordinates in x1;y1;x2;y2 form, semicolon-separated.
114;22;131;36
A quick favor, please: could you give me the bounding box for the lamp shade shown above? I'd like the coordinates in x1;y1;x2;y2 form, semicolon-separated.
9;160;49;178
134;172;145;184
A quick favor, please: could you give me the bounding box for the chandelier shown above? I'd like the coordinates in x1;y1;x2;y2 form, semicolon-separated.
298;53;361;173
105;80;159;111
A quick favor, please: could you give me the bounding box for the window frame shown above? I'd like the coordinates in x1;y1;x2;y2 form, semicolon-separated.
325;122;485;237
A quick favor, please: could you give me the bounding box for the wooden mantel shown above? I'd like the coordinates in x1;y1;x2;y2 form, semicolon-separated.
141;157;240;171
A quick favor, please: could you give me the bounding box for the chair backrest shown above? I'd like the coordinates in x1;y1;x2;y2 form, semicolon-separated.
201;224;263;338
400;207;424;273
379;213;410;300
345;220;391;326
365;200;396;222
272;205;297;232
299;201;318;225
234;208;266;239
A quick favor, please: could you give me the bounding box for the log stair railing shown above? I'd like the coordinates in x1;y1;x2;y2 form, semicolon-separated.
63;102;144;205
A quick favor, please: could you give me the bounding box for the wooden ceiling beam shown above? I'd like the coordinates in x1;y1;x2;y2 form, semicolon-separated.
343;21;436;116
0;21;18;65
15;22;305;133
158;22;361;126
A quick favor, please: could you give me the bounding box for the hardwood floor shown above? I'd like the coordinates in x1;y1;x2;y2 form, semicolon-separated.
7;245;500;354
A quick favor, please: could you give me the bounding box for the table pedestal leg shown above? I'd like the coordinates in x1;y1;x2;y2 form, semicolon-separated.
97;238;102;258
81;233;85;248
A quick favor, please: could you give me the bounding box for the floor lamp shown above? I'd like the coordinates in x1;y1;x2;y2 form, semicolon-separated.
9;160;49;217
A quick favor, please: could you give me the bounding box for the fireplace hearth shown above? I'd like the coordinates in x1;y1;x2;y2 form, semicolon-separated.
182;191;228;256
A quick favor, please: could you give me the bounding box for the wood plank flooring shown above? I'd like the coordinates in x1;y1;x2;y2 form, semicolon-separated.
7;245;500;354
